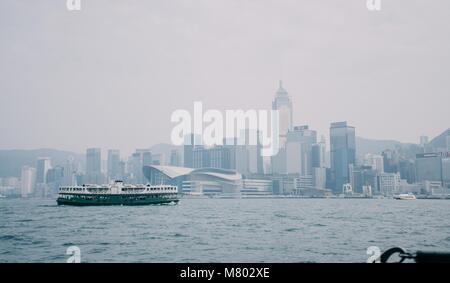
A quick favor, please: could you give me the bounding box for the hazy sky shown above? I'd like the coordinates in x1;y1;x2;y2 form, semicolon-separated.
1;0;449;156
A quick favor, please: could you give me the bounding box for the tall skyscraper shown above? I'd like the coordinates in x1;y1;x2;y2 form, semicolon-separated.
45;165;64;195
442;158;450;188
129;149;152;183
63;156;77;186
447;135;450;152
312;138;326;169
382;149;400;173
312;136;327;189
36;157;51;184
170;149;181;166
330;121;356;194
192;146;210;168
141;150;153;166
398;159;416;184
21;166;36;197
86;148;102;184
87;148;101;174
130;153;142;182
183;134;195;168
285;125;317;176
415;153;443;184
186;132;263;175
222;130;264;175
46;166;64;184
364;154;384;173
118;161;126;179
46;166;64;188
272;80;293;146
107;150;121;180
312;167;327;189
271;81;293;174
234;129;264;175
420;135;429;146
351;165;379;194
378;172;401;196
209;146;231;169
271;147;287;174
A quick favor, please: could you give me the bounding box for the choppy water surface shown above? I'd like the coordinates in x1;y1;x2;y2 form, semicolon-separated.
1;198;449;262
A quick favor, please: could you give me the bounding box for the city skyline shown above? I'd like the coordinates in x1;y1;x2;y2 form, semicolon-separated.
1;120;448;198
1;1;450;156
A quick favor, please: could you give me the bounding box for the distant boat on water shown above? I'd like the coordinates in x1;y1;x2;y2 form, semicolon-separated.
394;193;416;200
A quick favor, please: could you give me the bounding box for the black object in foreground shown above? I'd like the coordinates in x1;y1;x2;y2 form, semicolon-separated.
380;247;450;263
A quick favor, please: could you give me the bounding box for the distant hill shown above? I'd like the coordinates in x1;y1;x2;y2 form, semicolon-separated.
0;149;83;178
355;137;410;157
355;130;450;159
429;128;450;150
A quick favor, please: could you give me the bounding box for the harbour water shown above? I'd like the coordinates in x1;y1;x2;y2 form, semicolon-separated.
1;198;450;262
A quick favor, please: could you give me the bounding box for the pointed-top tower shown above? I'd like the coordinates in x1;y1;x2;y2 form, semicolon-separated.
272;80;293;146
276;80;288;97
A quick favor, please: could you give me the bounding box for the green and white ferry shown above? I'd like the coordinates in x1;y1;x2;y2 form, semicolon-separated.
57;180;179;206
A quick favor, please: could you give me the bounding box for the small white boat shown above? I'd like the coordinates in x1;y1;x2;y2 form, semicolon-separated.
394;193;416;200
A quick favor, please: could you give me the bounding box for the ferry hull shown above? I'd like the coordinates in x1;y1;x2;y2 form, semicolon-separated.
57;194;179;206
